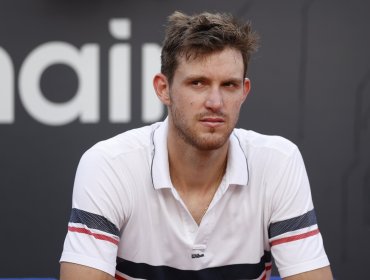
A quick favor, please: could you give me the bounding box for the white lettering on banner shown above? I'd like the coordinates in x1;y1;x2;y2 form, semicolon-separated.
0;47;14;123
0;18;164;125
142;43;162;122
109;18;131;122
19;42;99;125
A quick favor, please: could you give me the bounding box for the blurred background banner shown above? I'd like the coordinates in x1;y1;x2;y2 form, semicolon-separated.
0;0;369;278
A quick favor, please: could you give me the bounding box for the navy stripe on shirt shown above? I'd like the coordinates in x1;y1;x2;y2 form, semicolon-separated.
69;208;120;237
116;251;272;280
268;209;317;239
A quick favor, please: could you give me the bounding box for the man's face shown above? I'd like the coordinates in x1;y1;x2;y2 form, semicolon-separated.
167;47;250;151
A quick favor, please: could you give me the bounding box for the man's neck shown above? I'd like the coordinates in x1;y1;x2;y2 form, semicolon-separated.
167;132;229;195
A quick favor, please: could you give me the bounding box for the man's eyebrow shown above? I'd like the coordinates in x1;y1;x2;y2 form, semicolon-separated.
183;76;243;83
222;78;244;84
183;75;209;81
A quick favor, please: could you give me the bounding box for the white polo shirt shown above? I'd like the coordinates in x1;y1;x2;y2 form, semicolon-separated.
60;119;329;279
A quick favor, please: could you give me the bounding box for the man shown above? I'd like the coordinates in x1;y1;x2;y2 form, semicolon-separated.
60;11;333;280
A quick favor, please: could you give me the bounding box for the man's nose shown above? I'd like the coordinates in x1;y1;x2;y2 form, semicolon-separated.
204;87;223;111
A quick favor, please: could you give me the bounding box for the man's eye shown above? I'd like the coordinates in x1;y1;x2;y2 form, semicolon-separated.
191;80;203;87
224;82;236;88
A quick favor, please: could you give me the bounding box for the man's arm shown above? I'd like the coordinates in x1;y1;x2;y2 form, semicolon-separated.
60;262;114;280
284;266;333;280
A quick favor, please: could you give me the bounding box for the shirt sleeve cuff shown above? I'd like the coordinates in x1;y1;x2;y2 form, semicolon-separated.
278;255;330;278
60;251;116;276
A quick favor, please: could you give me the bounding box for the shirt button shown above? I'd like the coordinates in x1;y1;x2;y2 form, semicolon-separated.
193;244;206;250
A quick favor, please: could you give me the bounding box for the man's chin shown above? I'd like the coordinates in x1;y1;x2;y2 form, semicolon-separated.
192;134;229;151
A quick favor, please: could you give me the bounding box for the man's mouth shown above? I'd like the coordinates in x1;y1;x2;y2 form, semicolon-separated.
199;117;225;128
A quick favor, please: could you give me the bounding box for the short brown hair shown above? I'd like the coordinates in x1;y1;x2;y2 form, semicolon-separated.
161;11;259;84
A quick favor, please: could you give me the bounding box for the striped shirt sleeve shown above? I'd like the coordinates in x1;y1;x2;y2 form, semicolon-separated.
268;147;330;278
60;146;130;276
68;208;120;246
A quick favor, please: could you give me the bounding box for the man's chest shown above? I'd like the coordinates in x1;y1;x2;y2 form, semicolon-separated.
117;185;269;269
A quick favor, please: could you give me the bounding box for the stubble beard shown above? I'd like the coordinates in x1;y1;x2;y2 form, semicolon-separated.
169;104;238;151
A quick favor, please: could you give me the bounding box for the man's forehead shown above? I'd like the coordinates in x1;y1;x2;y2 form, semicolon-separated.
175;48;244;77
178;47;242;64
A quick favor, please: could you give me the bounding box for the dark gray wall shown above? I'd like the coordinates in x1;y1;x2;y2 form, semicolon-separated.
0;0;369;278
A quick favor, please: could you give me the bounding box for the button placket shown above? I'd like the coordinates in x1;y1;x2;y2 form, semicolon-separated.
172;181;228;256
176;197;199;242
191;206;217;260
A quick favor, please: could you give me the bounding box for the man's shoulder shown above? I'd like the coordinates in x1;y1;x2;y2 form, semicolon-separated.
86;122;162;159
233;128;298;157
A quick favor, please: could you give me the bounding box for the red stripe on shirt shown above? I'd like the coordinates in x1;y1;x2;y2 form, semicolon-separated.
270;228;320;247
115;274;127;280
260;263;272;280
68;226;119;245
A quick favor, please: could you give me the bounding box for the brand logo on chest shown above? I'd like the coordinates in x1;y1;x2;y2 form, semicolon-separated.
191;253;205;258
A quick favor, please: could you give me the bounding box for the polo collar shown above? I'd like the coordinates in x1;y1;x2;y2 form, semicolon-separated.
151;118;249;190
151;118;173;189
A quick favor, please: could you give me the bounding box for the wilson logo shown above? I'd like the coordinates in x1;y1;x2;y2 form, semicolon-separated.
191;253;205;259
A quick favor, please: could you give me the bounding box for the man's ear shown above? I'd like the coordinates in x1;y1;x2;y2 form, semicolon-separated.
242;78;251;103
153;73;171;106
